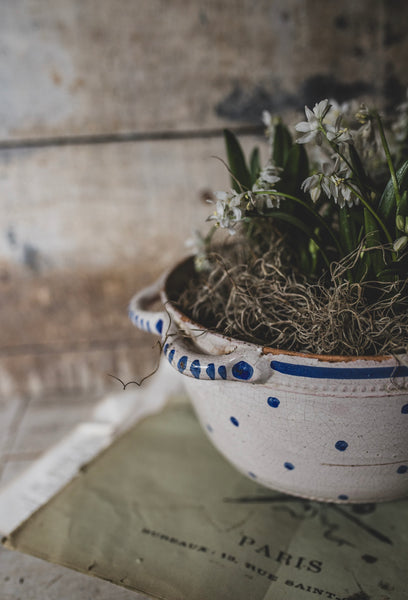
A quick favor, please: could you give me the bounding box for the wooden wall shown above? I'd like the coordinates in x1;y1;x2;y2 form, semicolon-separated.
1;0;407;397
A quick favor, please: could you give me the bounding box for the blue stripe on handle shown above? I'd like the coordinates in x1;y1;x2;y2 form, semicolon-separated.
270;360;408;380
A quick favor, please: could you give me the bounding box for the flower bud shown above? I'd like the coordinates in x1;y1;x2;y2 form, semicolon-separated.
393;235;408;252
396;215;405;232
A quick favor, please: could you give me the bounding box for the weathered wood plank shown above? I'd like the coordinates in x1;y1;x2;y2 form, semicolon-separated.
0;547;144;599
0;136;259;271
1;0;406;141
0;134;265;396
0;264;165;397
7;392;99;457
0;396;27;481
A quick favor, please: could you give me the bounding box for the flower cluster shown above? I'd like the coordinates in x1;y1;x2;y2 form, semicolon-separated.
301;158;359;209
199;97;408;284
207;189;245;233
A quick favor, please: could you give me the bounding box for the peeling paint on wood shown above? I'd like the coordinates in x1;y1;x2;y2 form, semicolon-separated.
0;1;407;140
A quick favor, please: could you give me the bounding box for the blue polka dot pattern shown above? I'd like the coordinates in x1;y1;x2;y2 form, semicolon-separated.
267;397;280;408
284;462;295;470
163;343;169;355
335;440;348;451
190;360;201;379
230;416;239;427
338;494;349;501
232;361;254;380
401;404;408;414
168;349;175;364
397;465;407;474
218;366;227;380
206;363;215;380
177;356;187;373
156;319;163;335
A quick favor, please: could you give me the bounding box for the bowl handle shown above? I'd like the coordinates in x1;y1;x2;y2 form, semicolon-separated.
130;279;267;383
160;327;266;382
128;275;170;337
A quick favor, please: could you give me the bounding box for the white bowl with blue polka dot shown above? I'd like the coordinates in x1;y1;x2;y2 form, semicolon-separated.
130;257;408;503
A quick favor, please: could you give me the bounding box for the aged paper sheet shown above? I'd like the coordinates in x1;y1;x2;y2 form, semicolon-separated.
4;399;408;600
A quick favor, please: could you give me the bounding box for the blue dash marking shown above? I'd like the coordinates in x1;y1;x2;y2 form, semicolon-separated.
206;363;215;380
190;360;201;379
218;366;227;380
270;361;408;380
177;356;188;373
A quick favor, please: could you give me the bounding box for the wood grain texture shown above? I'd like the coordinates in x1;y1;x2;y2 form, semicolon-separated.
0;266;164;397
0;136;260;271
1;0;407;141
0;135;262;397
1;0;407;397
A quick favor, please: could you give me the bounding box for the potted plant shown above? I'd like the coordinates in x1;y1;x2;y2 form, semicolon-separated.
129;99;408;503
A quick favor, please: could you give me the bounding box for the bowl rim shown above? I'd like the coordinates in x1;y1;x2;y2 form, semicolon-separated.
163;255;405;365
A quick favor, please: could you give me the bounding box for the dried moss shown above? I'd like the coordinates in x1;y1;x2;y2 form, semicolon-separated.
176;241;408;357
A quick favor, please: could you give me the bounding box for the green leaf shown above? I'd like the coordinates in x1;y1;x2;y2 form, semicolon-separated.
338;206;357;255
397;190;408;218
249;147;261;185
363;208;385;278
267;211;330;269
223;129;252;192
281;144;309;194
272;121;293;168
378;159;408;225
348;144;370;190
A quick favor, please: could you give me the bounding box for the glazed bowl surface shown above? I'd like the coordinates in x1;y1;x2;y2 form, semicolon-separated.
130;257;408;503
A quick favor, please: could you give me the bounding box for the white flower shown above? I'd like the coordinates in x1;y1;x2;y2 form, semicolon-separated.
326;124;353;145
251;164;282;209
394;235;408;252
295;100;331;145
356;120;373;141
262;110;272;128
302;158;359;209
322;161;358;208
355;104;371;124
185;230;212;271
207;190;245;233
301;174;322;202
257;164;281;186
325;99;360;127
262;110;274;141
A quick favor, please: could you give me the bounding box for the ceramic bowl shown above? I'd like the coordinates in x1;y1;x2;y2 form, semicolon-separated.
129;257;408;503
